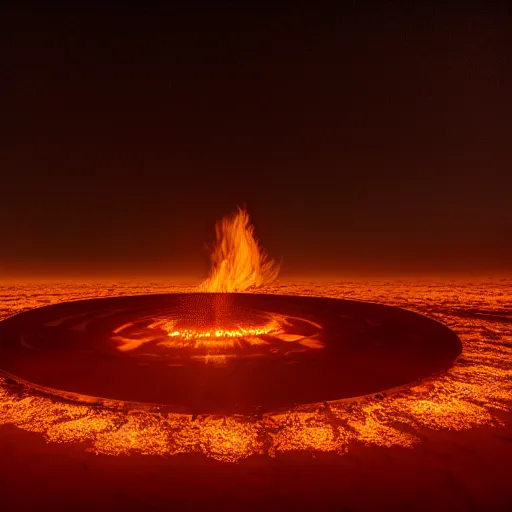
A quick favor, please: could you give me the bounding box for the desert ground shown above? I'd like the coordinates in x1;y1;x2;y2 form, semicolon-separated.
1;278;510;511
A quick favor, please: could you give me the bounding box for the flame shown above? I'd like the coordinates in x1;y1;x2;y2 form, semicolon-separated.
200;208;279;292
159;317;280;349
165;324;279;341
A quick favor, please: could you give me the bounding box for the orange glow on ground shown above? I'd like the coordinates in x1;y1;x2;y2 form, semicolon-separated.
160;320;279;350
163;318;279;340
0;279;510;462
165;325;278;340
112;308;310;355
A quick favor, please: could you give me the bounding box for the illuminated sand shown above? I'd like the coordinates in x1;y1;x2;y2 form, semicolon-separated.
0;293;461;414
0;280;510;470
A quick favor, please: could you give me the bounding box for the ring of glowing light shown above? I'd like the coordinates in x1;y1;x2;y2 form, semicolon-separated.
0;293;462;414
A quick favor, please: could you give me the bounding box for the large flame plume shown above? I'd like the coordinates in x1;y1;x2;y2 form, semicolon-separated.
200;208;279;292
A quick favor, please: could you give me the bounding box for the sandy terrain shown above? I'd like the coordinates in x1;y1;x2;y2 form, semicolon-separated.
0;279;511;511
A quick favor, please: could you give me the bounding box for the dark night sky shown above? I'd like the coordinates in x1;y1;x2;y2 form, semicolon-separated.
1;2;511;278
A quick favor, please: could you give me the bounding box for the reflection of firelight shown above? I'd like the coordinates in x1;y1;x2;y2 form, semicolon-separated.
162;295;280;343
164;323;279;341
169;327;272;339
113;304;324;356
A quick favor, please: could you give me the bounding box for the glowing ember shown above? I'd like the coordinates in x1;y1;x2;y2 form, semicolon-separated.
165;324;279;340
200;208;279;292
159;316;280;349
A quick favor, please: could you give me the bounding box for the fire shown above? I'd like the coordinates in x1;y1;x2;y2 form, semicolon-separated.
165;324;279;340
200;208;279;292
110;307;322;358
160;316;280;349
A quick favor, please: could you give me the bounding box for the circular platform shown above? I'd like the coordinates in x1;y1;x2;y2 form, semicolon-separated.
0;293;462;414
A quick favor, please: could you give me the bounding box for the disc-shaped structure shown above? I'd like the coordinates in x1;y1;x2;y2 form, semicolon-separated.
0;293;462;414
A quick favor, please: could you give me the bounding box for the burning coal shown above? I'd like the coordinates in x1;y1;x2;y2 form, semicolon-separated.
200;208;279;292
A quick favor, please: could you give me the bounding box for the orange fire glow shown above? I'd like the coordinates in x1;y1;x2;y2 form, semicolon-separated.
200;208;279;292
0;279;510;462
110;308;323;357
160;317;280;349
164;322;279;341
